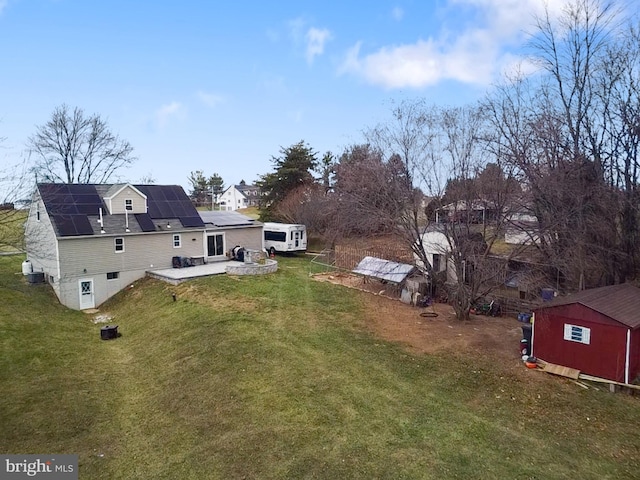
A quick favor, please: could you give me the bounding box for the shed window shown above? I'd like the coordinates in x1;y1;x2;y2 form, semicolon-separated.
563;324;591;345
115;237;125;253
433;254;441;272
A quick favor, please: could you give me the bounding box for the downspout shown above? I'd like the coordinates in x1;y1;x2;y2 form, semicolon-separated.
530;312;535;357
625;328;631;385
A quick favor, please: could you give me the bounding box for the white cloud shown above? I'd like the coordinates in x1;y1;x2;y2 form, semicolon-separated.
155;101;184;128
305;27;332;64
339;0;572;89
288;18;332;64
391;6;404;21
196;91;224;108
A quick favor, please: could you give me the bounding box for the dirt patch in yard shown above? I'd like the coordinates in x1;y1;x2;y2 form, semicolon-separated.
312;272;523;359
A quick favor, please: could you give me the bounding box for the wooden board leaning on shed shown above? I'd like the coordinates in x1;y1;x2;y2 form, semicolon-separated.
536;360;640;391
538;361;581;380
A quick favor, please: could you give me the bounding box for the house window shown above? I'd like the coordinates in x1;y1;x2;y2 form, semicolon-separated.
125;199;133;211
107;272;119;280
563;324;591;345
173;234;181;248
115;237;125;252
36;208;41;221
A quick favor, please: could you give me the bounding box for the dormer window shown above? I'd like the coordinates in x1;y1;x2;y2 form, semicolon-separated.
125;199;133;211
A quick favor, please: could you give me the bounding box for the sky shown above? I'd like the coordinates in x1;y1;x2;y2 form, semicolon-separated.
0;0;586;193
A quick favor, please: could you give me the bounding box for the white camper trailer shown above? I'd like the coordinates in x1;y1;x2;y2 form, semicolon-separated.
263;222;307;255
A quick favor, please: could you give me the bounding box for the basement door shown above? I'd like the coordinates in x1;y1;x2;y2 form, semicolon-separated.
79;279;95;310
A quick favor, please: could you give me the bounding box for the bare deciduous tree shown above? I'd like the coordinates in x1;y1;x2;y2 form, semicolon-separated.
27;104;136;184
274;183;332;237
0;158;30;252
485;0;633;290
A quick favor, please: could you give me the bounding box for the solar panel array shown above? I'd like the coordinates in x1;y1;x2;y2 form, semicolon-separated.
134;213;156;232
135;185;205;227
199;210;256;227
39;183;206;237
39;184;104;236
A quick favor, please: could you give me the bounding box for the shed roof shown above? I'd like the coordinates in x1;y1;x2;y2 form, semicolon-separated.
536;283;640;329
352;256;416;284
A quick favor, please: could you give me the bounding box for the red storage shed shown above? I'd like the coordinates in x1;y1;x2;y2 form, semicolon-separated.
532;284;640;384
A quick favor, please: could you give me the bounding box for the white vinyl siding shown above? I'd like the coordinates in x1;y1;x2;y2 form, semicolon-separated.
59;231;205;276
24;195;60;284
56;231;206;309
217;226;263;252
105;185;147;214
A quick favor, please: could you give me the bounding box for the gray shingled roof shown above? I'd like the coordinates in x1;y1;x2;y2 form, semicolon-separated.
536;283;640;329
38;183;204;237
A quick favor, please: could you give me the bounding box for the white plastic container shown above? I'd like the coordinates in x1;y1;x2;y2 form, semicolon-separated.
22;260;32;276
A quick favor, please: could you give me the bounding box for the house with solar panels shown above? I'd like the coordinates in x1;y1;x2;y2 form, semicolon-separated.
24;183;263;310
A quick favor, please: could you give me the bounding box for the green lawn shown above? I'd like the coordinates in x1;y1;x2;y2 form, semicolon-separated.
0;209;26;252
1;254;639;479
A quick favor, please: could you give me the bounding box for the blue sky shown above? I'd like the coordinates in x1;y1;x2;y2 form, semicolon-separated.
0;0;576;192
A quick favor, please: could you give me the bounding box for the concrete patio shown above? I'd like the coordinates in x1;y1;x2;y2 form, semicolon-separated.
147;260;238;285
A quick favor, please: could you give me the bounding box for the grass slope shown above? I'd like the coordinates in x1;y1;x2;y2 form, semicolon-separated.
1;255;640;479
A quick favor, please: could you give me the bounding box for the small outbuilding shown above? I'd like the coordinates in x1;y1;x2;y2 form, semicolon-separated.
532;283;640;384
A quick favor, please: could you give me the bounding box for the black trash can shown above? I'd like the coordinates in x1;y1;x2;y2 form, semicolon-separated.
172;256;182;268
100;325;118;340
520;324;532;355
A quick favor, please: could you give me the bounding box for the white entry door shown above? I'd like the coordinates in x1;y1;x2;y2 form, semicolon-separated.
79;279;95;310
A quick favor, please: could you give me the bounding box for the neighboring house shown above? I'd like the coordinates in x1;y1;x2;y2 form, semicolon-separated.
435;200;499;224
25;183;263;311
532;283;640;384
218;182;262;211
